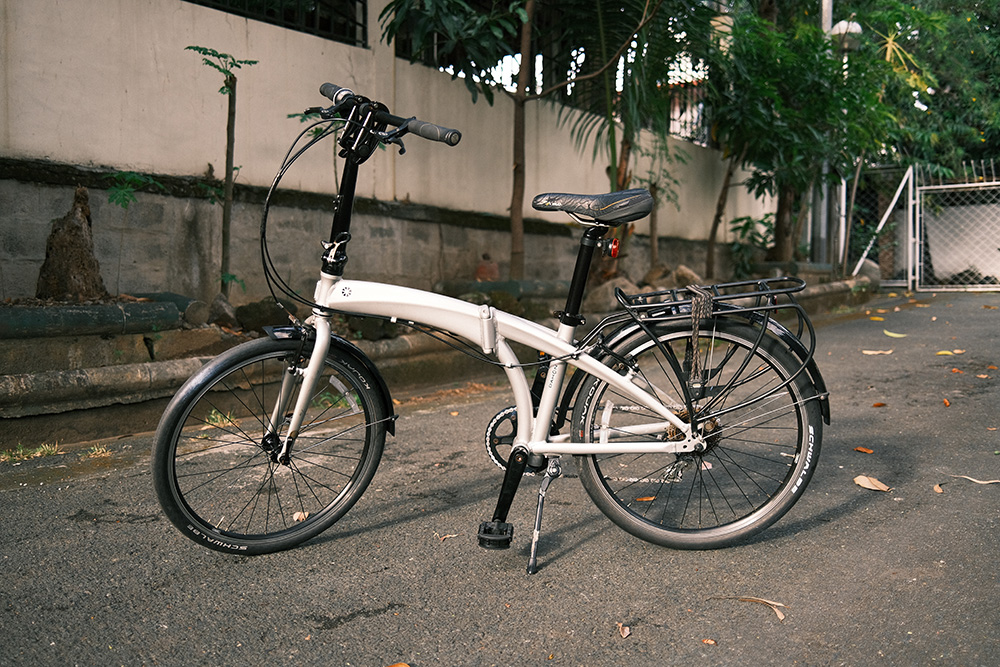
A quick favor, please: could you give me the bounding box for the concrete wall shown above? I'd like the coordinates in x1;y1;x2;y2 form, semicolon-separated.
0;0;766;302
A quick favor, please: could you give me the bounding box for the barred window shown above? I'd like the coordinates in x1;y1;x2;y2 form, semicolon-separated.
183;0;367;48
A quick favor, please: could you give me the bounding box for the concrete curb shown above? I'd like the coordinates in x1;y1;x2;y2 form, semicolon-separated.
0;277;872;441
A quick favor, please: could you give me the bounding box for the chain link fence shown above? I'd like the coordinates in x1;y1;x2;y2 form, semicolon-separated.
917;183;1000;290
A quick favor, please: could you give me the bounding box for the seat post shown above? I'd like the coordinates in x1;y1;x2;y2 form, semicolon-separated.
559;226;608;326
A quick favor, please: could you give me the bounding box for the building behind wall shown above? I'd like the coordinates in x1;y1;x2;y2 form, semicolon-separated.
0;0;769;304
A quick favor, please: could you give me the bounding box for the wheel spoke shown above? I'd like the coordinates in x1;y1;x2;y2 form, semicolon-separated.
153;339;386;552
575;320;820;548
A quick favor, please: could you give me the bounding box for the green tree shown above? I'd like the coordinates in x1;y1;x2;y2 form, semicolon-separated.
381;0;668;279
697;2;904;268
852;0;999;173
186;46;258;298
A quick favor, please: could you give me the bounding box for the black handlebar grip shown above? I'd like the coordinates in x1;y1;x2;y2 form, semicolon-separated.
406;119;462;146
319;83;354;103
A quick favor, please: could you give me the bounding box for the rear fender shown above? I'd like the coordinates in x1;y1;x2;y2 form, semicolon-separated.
566;312;830;426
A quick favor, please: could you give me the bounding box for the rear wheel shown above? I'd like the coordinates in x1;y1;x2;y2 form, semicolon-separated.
572;319;821;549
152;337;387;554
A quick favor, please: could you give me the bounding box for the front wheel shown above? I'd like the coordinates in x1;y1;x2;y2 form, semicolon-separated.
572;319;822;549
152;337;388;554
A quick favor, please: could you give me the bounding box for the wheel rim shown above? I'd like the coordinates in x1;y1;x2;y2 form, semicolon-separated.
166;349;377;542
582;325;811;535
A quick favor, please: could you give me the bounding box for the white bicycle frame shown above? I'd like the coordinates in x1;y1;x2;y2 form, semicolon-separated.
279;270;705;458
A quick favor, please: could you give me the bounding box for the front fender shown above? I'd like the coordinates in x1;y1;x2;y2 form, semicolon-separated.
265;325;396;436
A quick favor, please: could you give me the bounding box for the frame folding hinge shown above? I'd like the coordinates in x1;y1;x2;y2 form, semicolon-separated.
479;305;497;354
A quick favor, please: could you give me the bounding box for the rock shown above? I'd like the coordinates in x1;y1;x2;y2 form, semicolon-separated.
235;298;297;333
35;187;108;301
641;264;671;287
208;293;240;329
475;253;500;282
583;276;639;313
346;316;399;341
669;264;704;288
856;259;882;290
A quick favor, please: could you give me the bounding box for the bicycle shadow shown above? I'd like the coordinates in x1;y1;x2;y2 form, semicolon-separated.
304;468;504;546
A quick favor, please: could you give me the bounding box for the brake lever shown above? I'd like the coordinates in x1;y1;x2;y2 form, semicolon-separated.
383;131;407;155
304;101;349;121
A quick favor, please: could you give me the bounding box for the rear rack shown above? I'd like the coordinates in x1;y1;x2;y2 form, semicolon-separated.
582;276;812;345
577;277;819;420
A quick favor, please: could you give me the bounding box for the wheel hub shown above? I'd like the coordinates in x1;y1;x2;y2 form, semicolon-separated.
666;409;722;453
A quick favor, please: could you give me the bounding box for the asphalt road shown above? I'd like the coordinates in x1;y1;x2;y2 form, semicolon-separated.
2;291;998;666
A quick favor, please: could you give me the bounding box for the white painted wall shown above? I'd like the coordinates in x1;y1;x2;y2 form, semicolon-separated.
0;0;768;240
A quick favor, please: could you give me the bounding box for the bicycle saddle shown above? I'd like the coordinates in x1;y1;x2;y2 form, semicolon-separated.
531;189;653;226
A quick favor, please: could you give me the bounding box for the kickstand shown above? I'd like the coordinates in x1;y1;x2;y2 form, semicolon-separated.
526;457;562;575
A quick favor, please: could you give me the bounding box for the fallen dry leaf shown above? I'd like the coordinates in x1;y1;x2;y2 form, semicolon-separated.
977;374;990;379
854;475;892;492
984;305;998;310
434;532;459;541
943;398;951;407
872;402;886;408
855;447;874;454
951;368;964;374
933;484;944;493
948;474;1000;485
616;622;631;639
702;638;717;645
449;411;460;416
936;350;954;356
989;365;998;370
915;303;930;308
292;511;309;522
870;316;885;321
862;349;893;355
953;349;966;354
709;596;788;621
635;496;656;502
883;329;907;338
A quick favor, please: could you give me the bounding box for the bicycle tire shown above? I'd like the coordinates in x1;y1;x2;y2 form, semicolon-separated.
572;318;821;549
152;337;387;554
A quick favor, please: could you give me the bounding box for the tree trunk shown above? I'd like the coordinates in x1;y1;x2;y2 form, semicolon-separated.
791;179;815;261
509;94;527;280
507;0;535;281
840;153;865;275
767;185;797;262
648;183;659;269
705;150;742;278
222;74;236;298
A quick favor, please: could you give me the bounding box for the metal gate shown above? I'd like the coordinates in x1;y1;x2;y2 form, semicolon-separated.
916;181;1000;290
849;162;1000;292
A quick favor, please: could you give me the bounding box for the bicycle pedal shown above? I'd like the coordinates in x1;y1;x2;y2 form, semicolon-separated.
477;520;514;549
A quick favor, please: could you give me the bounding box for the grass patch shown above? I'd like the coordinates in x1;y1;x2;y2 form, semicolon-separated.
1;442;62;463
83;444;112;459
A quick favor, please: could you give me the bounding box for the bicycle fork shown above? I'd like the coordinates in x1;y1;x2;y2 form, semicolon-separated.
266;316;332;464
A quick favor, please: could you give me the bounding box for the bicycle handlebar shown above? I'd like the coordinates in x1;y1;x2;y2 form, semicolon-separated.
319;82;354;104
319;82;462;147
